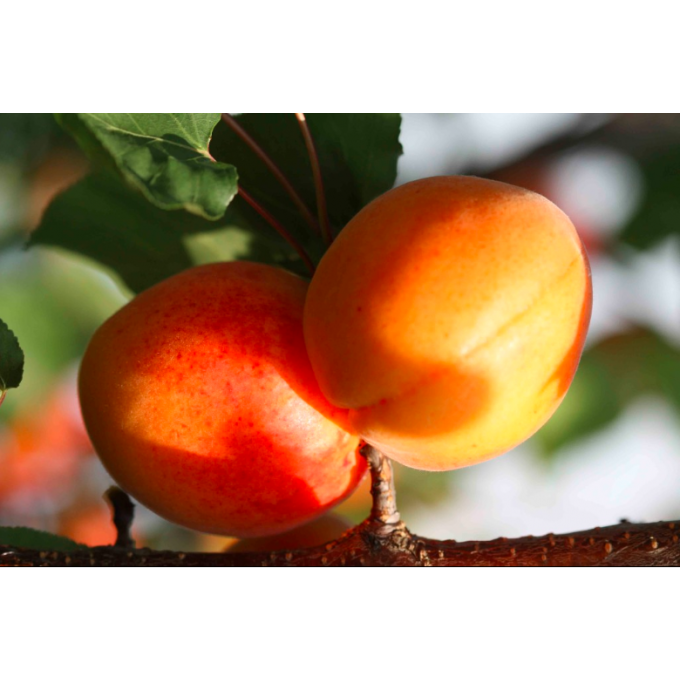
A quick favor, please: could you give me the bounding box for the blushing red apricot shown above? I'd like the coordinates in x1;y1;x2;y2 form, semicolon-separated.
304;176;592;471
79;262;364;537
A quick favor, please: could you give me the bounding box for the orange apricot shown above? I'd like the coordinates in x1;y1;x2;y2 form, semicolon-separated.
79;262;364;537
304;176;592;471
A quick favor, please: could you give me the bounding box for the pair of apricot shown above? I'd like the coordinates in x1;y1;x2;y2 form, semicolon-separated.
79;176;592;537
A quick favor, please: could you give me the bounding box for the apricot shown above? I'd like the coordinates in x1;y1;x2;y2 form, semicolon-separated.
304;176;592;471
79;262;364;537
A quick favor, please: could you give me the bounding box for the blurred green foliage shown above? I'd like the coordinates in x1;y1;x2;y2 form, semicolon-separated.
537;328;680;454
622;148;680;249
0;114;69;168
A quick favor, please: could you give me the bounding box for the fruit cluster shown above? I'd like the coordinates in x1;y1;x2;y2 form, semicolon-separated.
79;176;591;537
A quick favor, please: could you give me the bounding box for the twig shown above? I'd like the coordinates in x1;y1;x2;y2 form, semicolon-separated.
221;114;320;236
295;113;332;245
238;188;315;276
361;445;402;533
105;487;136;549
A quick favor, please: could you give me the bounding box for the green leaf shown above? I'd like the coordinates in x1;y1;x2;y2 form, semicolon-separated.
0;527;84;552
30;172;305;293
70;114;238;220
310;113;404;220
620;147;680;249
183;224;304;274
30;173;197;293
211;113;402;261
33;115;403;290
536;327;680;455
0;317;24;394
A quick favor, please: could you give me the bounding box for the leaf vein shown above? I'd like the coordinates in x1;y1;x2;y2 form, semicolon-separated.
83;114;208;156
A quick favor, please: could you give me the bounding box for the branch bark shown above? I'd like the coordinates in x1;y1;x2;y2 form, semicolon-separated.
2;518;678;566
2;448;678;566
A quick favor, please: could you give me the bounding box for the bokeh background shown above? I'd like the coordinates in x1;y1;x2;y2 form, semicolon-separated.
1;113;679;551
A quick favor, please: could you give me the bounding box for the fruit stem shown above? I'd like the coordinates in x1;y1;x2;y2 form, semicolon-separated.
295;113;333;246
221;114;321;236
238;188;316;276
105;487;136;549
362;444;401;532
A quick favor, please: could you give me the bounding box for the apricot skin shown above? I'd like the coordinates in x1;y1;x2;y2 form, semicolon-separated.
79;262;364;537
304;176;592;471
